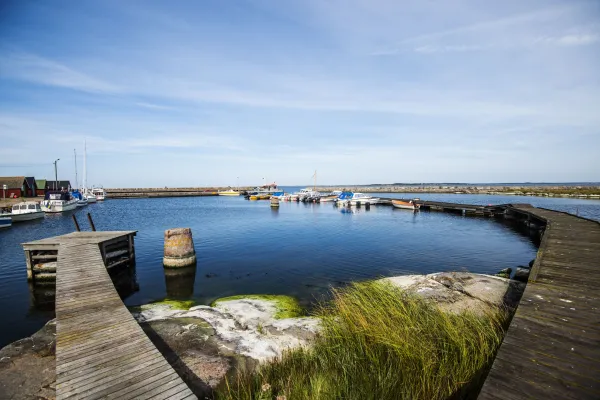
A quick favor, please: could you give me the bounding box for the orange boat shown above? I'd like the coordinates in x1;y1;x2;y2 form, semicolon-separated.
391;199;420;210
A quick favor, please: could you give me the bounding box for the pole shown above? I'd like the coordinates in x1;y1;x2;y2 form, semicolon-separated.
72;214;81;232
83;140;87;193
53;159;60;190
87;212;96;231
74;149;79;190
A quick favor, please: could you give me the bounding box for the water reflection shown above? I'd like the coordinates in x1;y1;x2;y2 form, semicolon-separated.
164;264;197;298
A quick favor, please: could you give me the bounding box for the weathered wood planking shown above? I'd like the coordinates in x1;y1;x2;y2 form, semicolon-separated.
54;238;196;399
479;206;600;400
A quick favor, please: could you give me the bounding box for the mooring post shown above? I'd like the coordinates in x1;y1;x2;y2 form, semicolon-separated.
87;212;96;231
72;214;81;232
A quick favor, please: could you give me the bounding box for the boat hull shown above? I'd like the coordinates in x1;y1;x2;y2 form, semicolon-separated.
218;191;241;196
392;200;419;210
41;200;78;213
11;211;45;222
86;195;97;203
0;216;11;228
77;199;88;207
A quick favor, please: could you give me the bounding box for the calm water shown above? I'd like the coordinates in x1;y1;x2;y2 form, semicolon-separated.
1;191;599;347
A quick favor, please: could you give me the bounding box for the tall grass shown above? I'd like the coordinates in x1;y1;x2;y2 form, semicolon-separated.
216;281;507;400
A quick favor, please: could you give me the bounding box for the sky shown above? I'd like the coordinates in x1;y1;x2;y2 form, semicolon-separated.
0;0;599;187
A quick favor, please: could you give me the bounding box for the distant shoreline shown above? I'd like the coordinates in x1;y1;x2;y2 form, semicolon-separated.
102;185;600;199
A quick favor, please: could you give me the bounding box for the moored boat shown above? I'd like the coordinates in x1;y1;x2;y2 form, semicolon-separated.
218;189;241;196
392;199;420;210
10;201;45;222
92;187;106;201
40;191;78;213
349;192;379;205
0;214;12;228
71;190;88;207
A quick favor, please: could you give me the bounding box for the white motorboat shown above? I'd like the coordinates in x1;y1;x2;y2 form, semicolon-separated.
10;201;45;222
92;187;106;201
392;199;420;210
0;214;12;228
85;192;97;203
349;192;380;205
40;191;78;213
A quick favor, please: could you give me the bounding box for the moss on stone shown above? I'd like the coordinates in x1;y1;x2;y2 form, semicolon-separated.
211;294;303;319
128;298;195;313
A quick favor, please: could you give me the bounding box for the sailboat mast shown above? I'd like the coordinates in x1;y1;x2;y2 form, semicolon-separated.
74;149;79;190
313;170;317;190
83;141;87;191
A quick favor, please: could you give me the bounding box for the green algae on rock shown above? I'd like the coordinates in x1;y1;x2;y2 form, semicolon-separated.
211;294;303;319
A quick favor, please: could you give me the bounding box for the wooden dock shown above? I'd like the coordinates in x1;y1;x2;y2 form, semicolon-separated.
24;232;196;399
479;206;600;399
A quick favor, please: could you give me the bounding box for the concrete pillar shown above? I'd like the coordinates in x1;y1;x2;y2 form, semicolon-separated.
163;228;196;268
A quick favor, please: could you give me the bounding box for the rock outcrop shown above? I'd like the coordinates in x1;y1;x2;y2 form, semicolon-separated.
0;272;526;398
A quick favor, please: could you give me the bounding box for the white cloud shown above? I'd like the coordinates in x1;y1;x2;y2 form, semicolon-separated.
0;53;120;93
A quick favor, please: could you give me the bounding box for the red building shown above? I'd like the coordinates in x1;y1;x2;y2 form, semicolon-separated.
0;176;31;198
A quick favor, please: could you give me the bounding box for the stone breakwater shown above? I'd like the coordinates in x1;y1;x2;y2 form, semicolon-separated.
105;187;253;198
316;185;600;198
0;272;525;399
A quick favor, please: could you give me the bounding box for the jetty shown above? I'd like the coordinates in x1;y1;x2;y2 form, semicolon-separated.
22;232;196;400
479;206;600;399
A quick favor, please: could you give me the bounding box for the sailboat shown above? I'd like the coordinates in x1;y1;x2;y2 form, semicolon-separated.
72;149;88;207
82;141;97;203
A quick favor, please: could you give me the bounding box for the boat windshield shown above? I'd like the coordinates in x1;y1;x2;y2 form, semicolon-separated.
45;191;71;201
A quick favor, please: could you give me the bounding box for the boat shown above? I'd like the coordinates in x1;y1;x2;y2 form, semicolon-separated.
392;199;420;210
335;191;354;206
0;214;12;228
350;193;379;205
218;189;241;196
92;187;106;201
40;191;78;213
82;141;97;203
10;201;45;222
71;190;88;207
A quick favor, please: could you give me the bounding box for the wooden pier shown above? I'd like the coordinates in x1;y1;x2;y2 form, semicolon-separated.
23;232;196;399
478;206;600;399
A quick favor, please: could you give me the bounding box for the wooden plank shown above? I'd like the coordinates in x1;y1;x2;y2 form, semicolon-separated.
53;239;195;399
479;206;600;400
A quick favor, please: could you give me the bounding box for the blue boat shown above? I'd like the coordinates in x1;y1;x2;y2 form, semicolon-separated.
0;214;12;229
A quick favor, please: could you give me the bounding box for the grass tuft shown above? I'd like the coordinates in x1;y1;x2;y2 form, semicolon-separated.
212;295;303;319
216;281;507;400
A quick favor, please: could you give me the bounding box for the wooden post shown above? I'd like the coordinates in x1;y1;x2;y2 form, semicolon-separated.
72;214;81;232
24;250;33;281
87;212;96;231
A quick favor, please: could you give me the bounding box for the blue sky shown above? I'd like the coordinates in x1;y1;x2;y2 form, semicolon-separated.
0;0;599;187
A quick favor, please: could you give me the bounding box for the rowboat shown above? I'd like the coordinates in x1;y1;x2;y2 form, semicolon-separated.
392;199;420;210
218;189;241;196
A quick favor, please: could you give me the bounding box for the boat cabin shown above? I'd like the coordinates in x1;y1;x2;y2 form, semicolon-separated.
12;202;42;214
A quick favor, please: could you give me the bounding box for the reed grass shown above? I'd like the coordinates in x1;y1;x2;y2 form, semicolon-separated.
216;281;507;400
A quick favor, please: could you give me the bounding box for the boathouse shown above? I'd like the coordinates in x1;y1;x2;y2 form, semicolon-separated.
0;176;38;198
35;179;46;196
45;180;71;191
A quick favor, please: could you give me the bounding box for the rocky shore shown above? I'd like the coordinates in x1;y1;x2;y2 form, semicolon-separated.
0;272;526;399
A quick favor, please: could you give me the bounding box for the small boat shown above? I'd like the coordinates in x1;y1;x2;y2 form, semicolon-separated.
71;190;89;207
40;191;78;213
10;201;45;222
0;214;12;228
349;192;379;205
92;187;106;201
84;191;97;203
335;191;354;206
392;199;420;210
218;189;241;196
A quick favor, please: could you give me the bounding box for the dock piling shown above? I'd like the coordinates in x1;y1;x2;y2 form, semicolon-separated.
87;212;96;231
71;214;81;232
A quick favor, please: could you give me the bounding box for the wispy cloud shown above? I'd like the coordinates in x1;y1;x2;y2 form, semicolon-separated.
135;102;174;110
0;53;121;93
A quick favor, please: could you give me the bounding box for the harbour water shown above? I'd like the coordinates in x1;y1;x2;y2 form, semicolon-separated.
1;190;599;348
